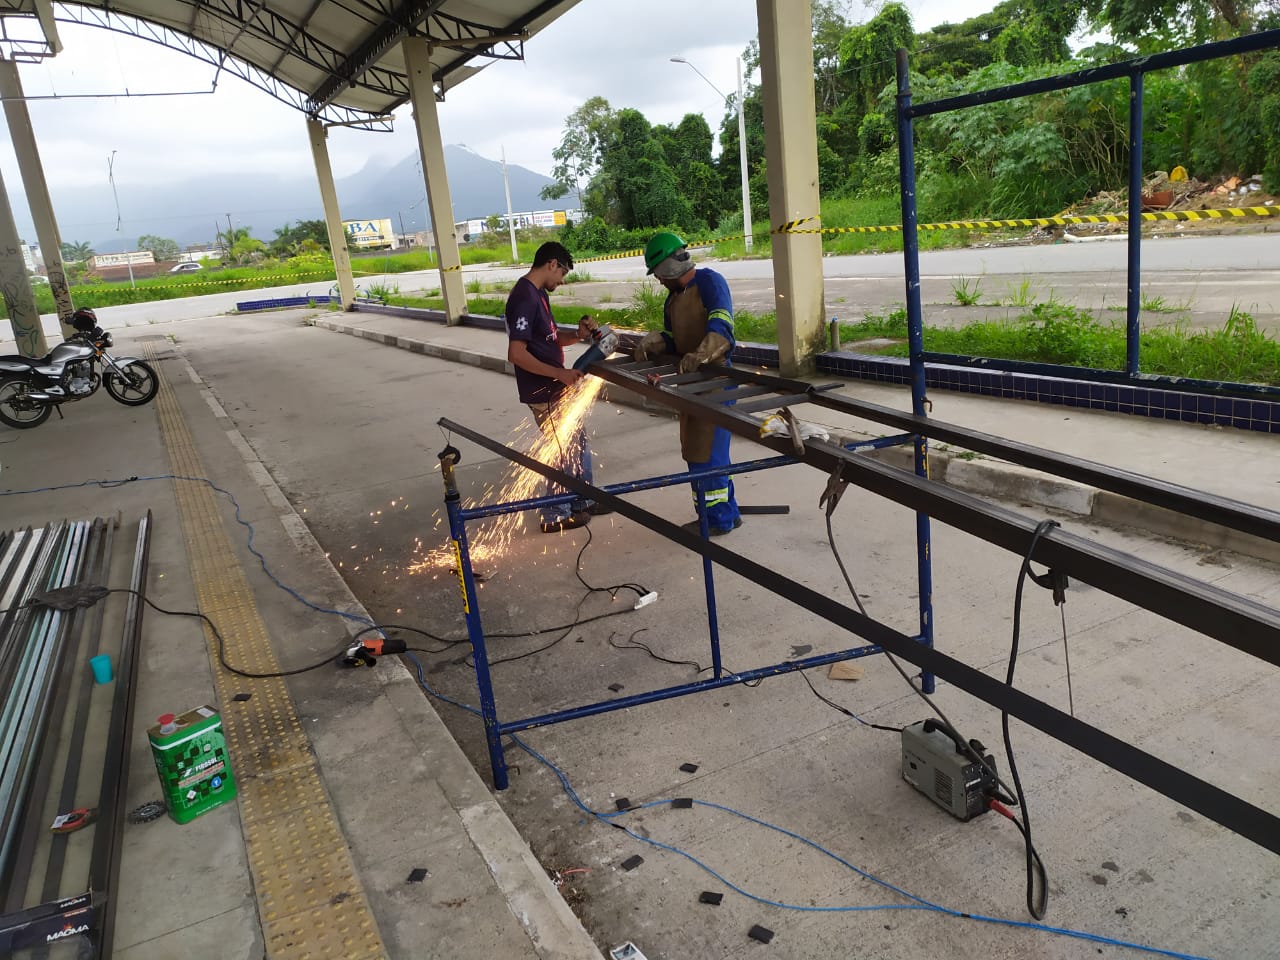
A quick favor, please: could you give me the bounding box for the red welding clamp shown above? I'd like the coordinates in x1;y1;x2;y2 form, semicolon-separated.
340;637;408;667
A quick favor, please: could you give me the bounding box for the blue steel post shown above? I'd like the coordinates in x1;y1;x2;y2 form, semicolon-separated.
896;49;936;694
695;491;724;679
1126;71;1144;376
437;446;509;789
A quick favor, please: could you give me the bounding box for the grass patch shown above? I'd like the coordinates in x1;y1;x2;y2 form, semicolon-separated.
387;280;779;343
845;302;1280;385
952;277;982;306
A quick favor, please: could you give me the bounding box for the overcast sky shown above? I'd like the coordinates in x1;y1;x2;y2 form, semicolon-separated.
1;0;1001;233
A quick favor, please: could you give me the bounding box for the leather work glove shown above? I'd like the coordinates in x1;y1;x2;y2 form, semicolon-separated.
677;332;731;374
634;330;668;362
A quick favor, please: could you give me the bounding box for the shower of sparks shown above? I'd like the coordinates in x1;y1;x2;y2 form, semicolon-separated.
409;376;607;575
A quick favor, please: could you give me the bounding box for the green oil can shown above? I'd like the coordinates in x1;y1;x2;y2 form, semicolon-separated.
147;705;236;824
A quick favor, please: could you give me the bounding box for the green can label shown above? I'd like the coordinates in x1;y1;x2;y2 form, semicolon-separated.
147;705;237;824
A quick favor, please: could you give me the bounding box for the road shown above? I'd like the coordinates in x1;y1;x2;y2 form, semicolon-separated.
4;233;1278;343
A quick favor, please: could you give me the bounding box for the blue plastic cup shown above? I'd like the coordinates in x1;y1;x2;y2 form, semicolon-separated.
89;654;113;684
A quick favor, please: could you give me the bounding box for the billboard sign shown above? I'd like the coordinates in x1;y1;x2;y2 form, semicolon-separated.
343;218;395;247
91;251;155;268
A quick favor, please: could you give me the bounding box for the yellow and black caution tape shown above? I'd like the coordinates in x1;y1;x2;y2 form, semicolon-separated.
138;270;335;293
775;204;1280;236
570;204;1277;267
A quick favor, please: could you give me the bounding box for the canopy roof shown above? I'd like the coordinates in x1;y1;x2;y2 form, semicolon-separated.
0;0;581;125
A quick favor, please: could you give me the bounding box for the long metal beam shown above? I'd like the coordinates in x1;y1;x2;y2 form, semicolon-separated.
437;414;1280;855
307;0;440;112
48;5;393;126
728;370;1280;543
587;361;1280;667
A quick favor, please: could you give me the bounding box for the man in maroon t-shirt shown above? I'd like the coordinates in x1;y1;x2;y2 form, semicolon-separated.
505;241;599;533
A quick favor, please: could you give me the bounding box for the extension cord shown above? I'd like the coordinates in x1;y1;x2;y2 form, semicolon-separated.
633;591;658;610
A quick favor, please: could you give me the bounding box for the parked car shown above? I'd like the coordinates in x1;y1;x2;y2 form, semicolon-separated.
169;262;203;273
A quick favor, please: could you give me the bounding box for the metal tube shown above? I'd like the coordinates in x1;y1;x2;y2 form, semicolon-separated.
438;447;507;788
502;643;884;732
693;495;724;679
457;456;798;522
897;49;937;694
448;386;1280;664
1126;71;1144;375
906;28;1280;118
92;511;150;960
805;389;1280;543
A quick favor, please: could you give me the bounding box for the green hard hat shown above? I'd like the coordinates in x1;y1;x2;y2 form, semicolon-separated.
644;231;687;274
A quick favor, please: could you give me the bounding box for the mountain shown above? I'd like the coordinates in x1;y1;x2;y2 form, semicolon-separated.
341;145;560;231
29;145;557;251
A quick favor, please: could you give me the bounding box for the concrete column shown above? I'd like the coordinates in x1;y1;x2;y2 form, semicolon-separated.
0;56;73;340
0;167;47;357
402;36;466;324
306;117;356;310
756;0;825;376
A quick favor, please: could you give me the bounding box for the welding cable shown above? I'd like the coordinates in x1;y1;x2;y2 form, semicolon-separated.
823;499;1018;806
1004;519;1059;921
504;734;1211;960
1;475;376;628
796;668;903;732
573;526;650;599
607;627;707;671
23;585;350;678
602;626;762;683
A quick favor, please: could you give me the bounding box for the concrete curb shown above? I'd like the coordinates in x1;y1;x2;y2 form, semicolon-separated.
175;349;605;960
311;318;1280;567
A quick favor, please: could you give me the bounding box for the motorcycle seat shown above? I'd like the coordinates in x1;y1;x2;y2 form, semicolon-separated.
0;355;45;369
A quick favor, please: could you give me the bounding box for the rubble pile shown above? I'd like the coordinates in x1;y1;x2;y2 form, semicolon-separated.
1030;171;1277;241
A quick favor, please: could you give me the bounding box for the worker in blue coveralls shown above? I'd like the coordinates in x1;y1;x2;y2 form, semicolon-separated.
505;241;603;533
633;231;743;536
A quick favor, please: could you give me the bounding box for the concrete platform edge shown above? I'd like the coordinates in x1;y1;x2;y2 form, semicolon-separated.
177;352;604;960
310;317;1277;566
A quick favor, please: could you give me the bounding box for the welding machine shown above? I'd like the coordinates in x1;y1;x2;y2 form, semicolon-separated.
900;719;997;821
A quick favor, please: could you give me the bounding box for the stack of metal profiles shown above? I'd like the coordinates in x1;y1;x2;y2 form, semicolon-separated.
0;514;151;957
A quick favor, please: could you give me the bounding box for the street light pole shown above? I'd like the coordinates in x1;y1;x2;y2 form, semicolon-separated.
671;56;753;252
736;57;753;252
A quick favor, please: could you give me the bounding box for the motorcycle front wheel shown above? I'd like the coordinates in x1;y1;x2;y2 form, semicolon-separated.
104;360;159;406
0;378;52;429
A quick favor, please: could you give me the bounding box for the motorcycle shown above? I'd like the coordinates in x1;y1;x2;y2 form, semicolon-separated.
0;308;158;429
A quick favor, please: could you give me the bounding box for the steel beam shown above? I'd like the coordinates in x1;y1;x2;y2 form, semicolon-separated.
437;414;1280;855
581;364;1280;666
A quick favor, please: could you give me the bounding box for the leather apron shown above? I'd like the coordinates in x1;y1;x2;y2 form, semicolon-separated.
669;281;723;462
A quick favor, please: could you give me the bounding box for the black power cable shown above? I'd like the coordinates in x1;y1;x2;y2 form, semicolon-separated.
1004;519;1059;920
822;483;1060;921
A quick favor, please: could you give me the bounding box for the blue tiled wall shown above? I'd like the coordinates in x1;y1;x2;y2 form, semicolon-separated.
350;302;1279;434
816;352;1280;434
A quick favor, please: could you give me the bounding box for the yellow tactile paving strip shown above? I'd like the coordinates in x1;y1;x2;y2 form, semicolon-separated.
147;346;387;959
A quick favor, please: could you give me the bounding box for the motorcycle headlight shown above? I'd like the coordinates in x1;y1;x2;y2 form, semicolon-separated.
100;332;114;348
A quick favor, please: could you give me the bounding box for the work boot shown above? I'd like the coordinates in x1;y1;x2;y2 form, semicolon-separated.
681;517;743;537
541;511;590;534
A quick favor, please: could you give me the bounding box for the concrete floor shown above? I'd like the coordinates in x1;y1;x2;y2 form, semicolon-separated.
160;310;1279;960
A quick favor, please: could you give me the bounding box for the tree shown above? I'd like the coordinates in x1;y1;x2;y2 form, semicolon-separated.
1054;0;1266;46
915;1;1074;79
813;0;857;114
137;234;181;261
270;219;329;256
217;225;264;265
838;2;915;115
60;241;94;262
541;96;617;209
